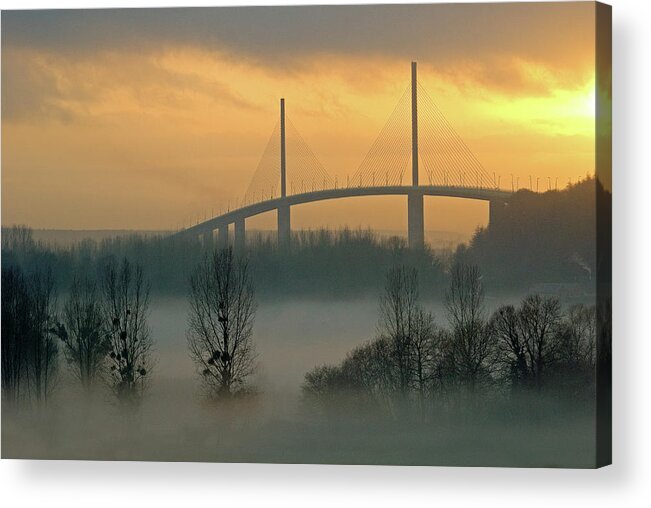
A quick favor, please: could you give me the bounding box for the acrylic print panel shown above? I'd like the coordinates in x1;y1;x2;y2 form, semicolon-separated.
1;2;611;468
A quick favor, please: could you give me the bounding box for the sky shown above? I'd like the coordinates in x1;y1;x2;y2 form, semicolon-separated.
1;3;599;234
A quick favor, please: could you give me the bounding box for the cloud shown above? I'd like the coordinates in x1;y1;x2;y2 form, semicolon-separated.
1;51;76;122
2;3;595;78
2;47;260;124
1;4;597;230
1;4;597;125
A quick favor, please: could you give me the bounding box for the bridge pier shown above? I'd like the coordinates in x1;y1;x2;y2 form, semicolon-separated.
217;226;229;249
234;218;246;253
277;204;291;249
408;192;425;249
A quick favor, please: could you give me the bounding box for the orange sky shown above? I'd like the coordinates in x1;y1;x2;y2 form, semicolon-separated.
1;3;600;235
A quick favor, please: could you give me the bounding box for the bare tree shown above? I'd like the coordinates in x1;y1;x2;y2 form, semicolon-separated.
1;225;35;253
25;268;59;405
378;265;419;396
187;248;257;398
517;294;563;389
57;278;109;392
2;266;60;406
489;304;528;387
552;304;597;393
2;266;30;406
410;308;439;407
445;262;494;391
102;258;153;407
558;304;596;370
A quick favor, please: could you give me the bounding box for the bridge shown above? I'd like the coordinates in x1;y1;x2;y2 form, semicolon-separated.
175;62;513;249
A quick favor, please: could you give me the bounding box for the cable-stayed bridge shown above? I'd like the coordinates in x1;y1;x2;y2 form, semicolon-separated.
175;62;513;249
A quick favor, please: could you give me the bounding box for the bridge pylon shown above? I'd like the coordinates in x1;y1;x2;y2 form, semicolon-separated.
278;98;291;249
408;61;425;249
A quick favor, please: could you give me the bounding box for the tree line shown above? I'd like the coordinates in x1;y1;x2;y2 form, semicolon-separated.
2;237;608;418
1;225;446;299
2;259;153;409
1;248;258;410
302;261;608;419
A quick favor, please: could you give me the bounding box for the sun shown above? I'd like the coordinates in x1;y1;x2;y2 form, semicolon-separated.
581;82;597;118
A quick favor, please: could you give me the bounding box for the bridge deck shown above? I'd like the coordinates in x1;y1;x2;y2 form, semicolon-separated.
176;185;512;238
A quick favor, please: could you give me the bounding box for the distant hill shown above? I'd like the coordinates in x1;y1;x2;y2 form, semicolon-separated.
457;176;610;290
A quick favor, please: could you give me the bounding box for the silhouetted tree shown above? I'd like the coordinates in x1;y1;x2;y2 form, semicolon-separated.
304;265;448;418
410;308;439;408
57;278;109;392
1;225;36;253
302;363;373;416
489;304;528;388
445;262;494;391
2;266;60;406
2;266;31;406
557;304;596;369
187;248;257;398
25;268;59;405
553;304;596;392
517;294;563;389
342;337;394;410
102;258;153;407
378;266;419;396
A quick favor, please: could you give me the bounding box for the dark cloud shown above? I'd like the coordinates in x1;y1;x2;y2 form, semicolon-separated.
1;46;259;124
2;3;594;71
1;4;596;125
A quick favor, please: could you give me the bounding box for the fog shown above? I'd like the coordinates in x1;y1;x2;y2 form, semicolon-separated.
3;296;596;467
152;297;384;390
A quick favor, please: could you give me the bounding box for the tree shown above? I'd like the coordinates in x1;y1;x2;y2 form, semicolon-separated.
2;266;60;407
557;304;596;370
187;248;257;398
489;304;528;388
102;258;153;407
58;277;109;392
378;265;419;396
553;304;596;392
517;294;563;389
2;266;31;406
410;308;439;407
25;268;59;405
445;262;494;391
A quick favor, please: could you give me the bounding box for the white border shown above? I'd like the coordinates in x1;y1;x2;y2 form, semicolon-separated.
1;1;649;506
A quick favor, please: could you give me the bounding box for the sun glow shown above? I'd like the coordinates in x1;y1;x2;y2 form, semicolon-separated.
2;4;599;231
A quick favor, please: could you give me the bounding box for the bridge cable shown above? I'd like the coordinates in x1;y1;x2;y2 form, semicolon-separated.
243;121;281;205
350;85;412;187
418;83;494;187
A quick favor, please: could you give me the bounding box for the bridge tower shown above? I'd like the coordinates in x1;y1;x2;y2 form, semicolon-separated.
408;61;425;249
278;98;291;249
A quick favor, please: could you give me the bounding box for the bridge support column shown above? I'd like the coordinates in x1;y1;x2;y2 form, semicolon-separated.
201;230;214;251
277;204;291;249
217;226;229;249
408;192;424;249
234;218;246;254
